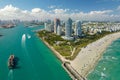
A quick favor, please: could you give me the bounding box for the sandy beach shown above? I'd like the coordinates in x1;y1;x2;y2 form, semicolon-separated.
71;32;120;78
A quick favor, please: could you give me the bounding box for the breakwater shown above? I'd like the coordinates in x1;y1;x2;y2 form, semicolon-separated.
63;62;86;80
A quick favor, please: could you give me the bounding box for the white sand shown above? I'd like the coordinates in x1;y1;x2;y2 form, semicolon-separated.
71;32;120;77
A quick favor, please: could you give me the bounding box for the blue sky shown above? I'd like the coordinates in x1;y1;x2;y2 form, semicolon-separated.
0;0;120;21
0;0;120;12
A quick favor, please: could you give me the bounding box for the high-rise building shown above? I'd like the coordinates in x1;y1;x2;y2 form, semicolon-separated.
44;22;54;32
62;18;73;40
74;21;82;37
54;18;60;34
44;22;47;30
57;25;61;35
65;18;72;37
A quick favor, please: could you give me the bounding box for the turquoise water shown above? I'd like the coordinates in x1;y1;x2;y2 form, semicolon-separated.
87;39;120;80
0;24;71;80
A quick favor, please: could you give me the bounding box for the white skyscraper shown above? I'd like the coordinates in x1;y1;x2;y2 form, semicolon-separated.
74;20;82;37
62;18;74;40
44;23;47;30
44;22;54;32
57;25;61;35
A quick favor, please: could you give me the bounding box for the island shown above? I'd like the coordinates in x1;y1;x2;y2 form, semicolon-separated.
1;24;16;28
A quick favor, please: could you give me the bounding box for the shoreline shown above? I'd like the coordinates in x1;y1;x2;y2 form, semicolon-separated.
71;32;120;78
38;35;66;62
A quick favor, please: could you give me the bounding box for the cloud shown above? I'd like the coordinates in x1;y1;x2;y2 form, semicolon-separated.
91;10;112;14
0;4;120;21
53;9;69;14
0;4;20;12
0;4;33;20
32;8;42;13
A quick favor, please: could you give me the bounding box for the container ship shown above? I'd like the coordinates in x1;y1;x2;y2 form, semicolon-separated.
8;55;15;69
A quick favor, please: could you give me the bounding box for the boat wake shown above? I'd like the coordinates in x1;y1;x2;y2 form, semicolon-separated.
21;34;29;57
8;69;13;80
21;34;26;47
27;34;31;39
21;34;31;46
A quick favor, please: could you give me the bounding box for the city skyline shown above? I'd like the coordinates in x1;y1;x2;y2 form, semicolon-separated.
0;0;120;21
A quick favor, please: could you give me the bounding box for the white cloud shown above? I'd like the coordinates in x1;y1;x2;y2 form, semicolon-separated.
0;4;20;12
31;8;45;13
89;10;113;14
0;4;120;21
53;9;68;14
0;5;32;20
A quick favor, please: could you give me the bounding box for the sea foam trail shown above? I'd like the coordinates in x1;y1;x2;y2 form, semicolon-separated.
8;69;13;80
27;34;31;39
21;34;29;57
21;34;26;47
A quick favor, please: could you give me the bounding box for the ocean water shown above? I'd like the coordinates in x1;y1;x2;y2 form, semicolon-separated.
87;38;120;80
0;24;71;80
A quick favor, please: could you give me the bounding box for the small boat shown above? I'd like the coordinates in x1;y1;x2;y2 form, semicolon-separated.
8;55;15;69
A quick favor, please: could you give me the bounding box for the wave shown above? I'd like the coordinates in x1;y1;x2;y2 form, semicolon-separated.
93;70;101;76
112;57;118;60
100;72;108;80
105;49;113;53
103;56;111;60
101;72;106;77
103;56;118;62
88;39;120;80
103;67;106;71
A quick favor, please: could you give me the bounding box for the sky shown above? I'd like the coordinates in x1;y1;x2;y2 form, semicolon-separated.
0;0;120;21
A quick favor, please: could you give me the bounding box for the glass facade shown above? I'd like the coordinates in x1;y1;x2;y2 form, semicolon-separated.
65;18;72;37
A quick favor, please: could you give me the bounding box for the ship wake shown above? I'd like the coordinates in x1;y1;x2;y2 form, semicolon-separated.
8;69;13;80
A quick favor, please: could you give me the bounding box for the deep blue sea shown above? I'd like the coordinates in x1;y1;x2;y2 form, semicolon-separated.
87;38;120;80
0;24;71;80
